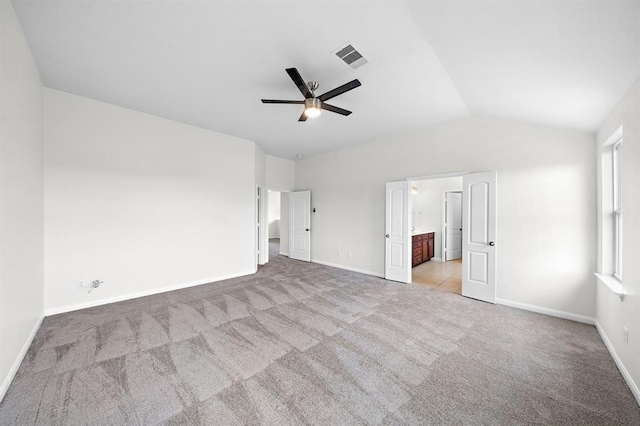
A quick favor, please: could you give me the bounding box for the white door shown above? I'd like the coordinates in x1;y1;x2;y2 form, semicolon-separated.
257;185;268;265
289;190;311;262
445;192;462;261
385;181;412;283
462;171;497;303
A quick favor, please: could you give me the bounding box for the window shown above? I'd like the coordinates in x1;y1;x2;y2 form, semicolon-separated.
612;139;623;280
596;127;624;299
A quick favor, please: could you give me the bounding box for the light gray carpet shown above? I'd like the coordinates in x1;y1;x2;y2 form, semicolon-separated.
1;241;639;425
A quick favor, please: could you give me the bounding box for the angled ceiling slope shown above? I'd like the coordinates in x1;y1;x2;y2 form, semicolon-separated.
11;0;640;159
404;0;640;132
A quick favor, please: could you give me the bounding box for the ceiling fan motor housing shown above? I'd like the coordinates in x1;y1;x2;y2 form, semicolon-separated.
305;97;321;109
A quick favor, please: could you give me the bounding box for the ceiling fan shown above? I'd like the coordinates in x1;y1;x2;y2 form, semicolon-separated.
261;68;361;121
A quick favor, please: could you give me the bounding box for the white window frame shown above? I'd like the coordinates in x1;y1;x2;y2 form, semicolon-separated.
612;139;623;281
595;126;624;300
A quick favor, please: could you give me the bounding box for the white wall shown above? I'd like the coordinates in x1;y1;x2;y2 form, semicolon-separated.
413;177;462;260
268;190;281;238
44;89;257;313
596;77;640;402
255;146;266;188
265;154;294;191
0;0;44;399
295;116;596;318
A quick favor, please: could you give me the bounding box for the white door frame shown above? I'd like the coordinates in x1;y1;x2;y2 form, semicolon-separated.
442;190;463;262
256;185;267;266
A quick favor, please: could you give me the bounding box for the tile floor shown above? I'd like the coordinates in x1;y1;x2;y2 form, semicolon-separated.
412;258;462;294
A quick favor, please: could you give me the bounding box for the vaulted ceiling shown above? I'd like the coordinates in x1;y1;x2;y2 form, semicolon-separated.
11;0;640;159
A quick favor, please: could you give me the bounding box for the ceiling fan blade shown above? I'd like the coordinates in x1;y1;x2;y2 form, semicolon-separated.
261;99;305;104
321;103;352;116
298;111;308;122
319;79;361;102
286;68;313;99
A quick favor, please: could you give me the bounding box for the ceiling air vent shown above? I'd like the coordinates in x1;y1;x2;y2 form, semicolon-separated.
333;43;368;70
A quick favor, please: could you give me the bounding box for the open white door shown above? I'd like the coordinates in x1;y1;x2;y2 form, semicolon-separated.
445;191;462;261
289;190;311;262
257;185;267;265
385;181;412;283
462;171;497;303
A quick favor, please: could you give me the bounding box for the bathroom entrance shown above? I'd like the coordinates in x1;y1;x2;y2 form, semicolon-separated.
409;176;463;294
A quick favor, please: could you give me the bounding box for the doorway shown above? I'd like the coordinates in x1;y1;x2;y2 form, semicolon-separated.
262;189;294;263
384;171;497;303
267;190;282;258
410;177;463;294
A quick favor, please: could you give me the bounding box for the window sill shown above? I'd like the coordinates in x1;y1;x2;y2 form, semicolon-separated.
595;273;624;301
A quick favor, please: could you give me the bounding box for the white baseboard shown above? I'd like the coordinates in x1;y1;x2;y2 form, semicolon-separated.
498;299;639;406
311;258;384;278
595;320;640;405
0;314;44;402
496;298;595;325
279;251;288;256
44;269;256;316
431;257;443;262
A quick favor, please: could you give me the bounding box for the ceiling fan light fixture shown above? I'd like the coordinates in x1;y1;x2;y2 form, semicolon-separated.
261;68;360;122
304;107;321;118
304;97;322;118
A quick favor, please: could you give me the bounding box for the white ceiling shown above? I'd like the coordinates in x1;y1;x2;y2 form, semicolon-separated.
404;0;640;131
11;0;640;159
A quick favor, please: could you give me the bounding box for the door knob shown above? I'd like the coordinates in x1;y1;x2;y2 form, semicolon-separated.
488;241;495;246
306;228;309;232
385;234;390;238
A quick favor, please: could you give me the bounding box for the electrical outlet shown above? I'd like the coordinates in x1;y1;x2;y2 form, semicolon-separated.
623;327;629;345
77;280;84;289
88;280;103;293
